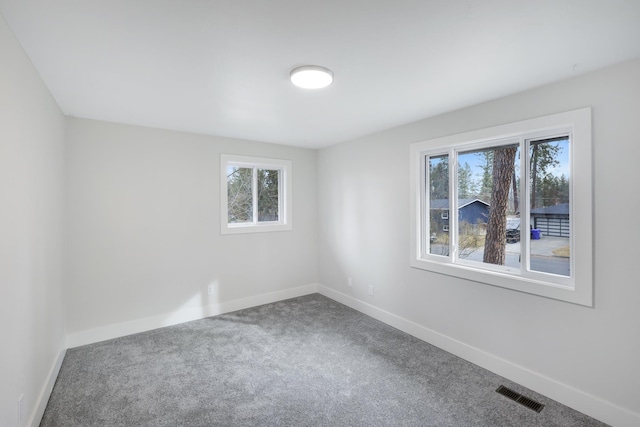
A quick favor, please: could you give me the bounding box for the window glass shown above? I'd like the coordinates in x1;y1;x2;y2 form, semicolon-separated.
457;144;520;269
528;136;570;276
227;166;253;223
257;169;280;222
427;154;448;256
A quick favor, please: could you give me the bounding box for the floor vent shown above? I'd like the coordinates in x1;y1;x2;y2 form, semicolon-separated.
496;385;544;413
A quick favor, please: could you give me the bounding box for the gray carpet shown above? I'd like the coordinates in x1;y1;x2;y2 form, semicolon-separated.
41;294;607;426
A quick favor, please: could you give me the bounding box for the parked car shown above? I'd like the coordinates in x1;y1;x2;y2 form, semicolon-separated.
506;218;520;243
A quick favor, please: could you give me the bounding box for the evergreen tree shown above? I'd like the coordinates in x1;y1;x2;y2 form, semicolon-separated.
530;138;561;208
429;156;449;199
457;162;476;199
257;169;279;221
478;151;493;202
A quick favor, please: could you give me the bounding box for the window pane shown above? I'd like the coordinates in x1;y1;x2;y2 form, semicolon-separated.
457;144;520;268
529;137;570;276
428;155;449;256
227;166;253;223
257;169;280;222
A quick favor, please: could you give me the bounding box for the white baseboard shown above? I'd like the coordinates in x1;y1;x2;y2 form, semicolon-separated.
318;284;640;427
29;346;66;427
66;284;319;348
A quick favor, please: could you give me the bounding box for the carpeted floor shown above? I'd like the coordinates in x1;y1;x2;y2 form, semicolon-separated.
41;294;607;426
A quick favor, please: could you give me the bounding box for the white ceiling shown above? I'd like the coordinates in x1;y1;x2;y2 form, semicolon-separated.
2;1;640;149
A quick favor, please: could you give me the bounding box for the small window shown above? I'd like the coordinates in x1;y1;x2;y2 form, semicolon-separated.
221;154;292;234
410;108;593;306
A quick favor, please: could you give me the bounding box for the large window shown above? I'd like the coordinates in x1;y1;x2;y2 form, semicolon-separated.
221;154;292;234
410;108;592;306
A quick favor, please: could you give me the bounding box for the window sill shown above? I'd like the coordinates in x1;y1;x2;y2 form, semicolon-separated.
221;222;292;235
410;256;591;306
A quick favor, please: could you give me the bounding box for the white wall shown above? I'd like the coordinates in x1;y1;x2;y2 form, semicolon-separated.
317;58;640;426
0;14;66;427
65;118;318;342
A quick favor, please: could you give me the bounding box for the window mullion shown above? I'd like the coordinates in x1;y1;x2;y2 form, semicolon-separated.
520;137;529;273
421;155;428;258
252;167;258;224
278;168;284;224
450;148;458;261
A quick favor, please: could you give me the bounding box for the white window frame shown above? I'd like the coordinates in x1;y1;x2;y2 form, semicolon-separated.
410;108;593;306
221;154;292;235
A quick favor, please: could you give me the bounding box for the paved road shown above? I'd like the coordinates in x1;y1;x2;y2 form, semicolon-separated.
505;236;569;257
435;236;571;276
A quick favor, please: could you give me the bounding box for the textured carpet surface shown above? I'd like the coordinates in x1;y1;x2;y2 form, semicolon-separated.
41;294;607;426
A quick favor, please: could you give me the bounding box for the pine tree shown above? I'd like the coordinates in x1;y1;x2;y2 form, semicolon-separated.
483;146;518;265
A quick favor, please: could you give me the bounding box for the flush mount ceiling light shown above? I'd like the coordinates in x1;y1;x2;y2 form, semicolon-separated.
290;65;334;89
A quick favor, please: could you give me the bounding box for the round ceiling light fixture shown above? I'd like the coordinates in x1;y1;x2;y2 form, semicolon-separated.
290;65;334;89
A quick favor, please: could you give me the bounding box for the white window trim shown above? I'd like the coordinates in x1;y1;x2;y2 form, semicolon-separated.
221;154;292;235
410;108;593;306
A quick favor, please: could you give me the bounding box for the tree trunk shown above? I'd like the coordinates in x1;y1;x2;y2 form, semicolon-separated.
512;169;519;214
483;146;517;265
530;144;538;209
